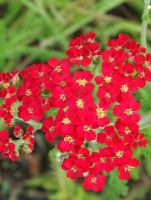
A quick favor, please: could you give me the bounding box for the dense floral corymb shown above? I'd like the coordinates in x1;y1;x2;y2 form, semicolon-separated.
0;32;150;192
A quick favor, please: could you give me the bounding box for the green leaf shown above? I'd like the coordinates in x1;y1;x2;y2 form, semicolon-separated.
131;167;140;180
108;171;128;197
0;118;6;130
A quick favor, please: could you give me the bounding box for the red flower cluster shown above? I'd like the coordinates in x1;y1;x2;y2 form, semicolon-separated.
0;32;150;192
67;32;102;66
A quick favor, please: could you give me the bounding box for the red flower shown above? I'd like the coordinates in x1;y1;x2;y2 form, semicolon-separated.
57;134;75;153
42;117;58;142
67;32;101;67
18;98;44;122
97;84;118;108
71;70;94;95
55;109;74;135
0;130;9;143
52;87;75;109
90;147;113;173
97;126;120;146
112;142;133;166
132;133;148;148
113;97;140;124
76;111;97;141
67;47;91;67
95;105;110;127
17;81;40;100
118;158;139;180
48;58;70;79
74;148;91;169
14;124;23;138
82;174;106;192
62;156;84;180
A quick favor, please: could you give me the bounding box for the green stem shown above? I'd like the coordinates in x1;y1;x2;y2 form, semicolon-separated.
141;0;151;48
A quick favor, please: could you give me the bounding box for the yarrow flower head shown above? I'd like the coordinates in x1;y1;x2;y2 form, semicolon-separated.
0;32;150;192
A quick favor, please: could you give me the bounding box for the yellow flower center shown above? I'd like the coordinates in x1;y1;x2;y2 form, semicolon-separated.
124;108;133;116
54;65;62;72
62;117;71;125
77;154;85;159
28;107;33;114
60;94;66;101
71;166;77;172
139;72;145;78
76;79;88;86
49;126;55;132
96;107;106;119
100;157;106;163
144;61;150;68
105;92;111;98
84;125;91;132
64;135;74;144
104;76;112;84
116;150;124;158
120;84;129;93
26;89;32;96
125;165;134;171
60;81;66;86
76;99;84;109
38;72;44;77
91;177;97;184
125;127;131;135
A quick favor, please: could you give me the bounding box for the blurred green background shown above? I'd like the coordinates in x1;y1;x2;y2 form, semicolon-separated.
1;0;151;200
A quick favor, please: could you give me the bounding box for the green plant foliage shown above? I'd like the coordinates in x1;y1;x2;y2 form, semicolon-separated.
0;0;147;72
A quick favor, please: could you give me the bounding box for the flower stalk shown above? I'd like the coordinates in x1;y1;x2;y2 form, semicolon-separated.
141;0;151;48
